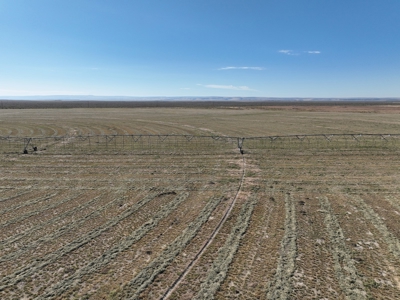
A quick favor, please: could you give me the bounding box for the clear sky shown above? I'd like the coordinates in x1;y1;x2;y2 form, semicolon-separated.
1;0;399;97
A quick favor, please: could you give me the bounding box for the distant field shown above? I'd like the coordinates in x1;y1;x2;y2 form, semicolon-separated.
1;106;400;299
2;104;400;137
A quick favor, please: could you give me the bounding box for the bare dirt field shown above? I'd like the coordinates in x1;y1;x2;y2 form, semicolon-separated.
1;104;400;299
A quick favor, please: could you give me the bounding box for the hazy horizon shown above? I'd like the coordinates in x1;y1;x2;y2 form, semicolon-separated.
2;95;400;102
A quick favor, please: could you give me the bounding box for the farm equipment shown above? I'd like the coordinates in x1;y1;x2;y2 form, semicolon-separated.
23;138;38;154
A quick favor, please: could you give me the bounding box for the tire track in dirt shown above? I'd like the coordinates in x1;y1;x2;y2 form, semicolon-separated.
136;192;237;299
112;195;226;299
70;183;224;299
0;190;31;204
0;127;12;136
39;125;58;137
193;194;257;299
319;196;366;299
161;154;246;299
266;193;297;300
15;125;34;137
215;184;285;300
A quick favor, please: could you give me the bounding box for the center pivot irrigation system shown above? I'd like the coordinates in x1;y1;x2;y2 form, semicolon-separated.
1;133;400;154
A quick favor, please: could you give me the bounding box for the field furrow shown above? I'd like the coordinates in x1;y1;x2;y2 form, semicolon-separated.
215;186;285;299
138;191;235;299
360;194;400;243
351;195;400;260
0;191;55;215
2;107;400;299
266;193;297;300
0;190;164;287
0;190;31;204
164;195;247;299
118;195;226;299
193;193;257;300
0;190;82;237
0;192;59;224
67;183;227;299
330;193;400;299
154;156;244;299
0;191;125;268
319;196;365;299
38;192;191;299
0;191;104;248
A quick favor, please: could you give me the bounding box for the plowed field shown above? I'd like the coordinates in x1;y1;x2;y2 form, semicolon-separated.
1;107;400;299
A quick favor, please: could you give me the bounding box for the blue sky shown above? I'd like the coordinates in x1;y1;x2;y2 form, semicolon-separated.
1;0;399;97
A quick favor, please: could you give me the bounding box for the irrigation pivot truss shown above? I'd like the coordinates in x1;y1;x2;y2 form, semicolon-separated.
243;133;400;152
1;133;400;154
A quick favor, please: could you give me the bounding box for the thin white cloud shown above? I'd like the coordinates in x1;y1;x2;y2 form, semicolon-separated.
279;49;321;56
278;50;298;55
197;84;255;91
218;66;264;70
180;88;191;90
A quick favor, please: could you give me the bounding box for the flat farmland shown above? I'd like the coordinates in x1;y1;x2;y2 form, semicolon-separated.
1;105;400;299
